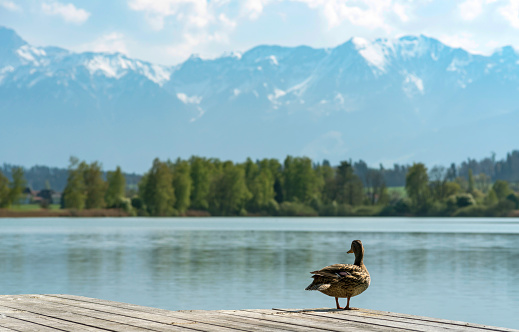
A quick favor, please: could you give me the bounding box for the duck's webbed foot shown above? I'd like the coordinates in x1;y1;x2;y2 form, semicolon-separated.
343;297;359;310
334;297;343;309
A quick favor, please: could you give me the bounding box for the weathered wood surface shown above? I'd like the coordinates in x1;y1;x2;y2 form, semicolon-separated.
0;295;516;332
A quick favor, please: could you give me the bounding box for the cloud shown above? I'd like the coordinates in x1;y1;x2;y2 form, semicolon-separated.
121;0;519;65
79;33;129;55
0;0;21;12
458;0;498;21
291;0;410;30
499;0;519;28
438;32;481;54
242;0;271;20
129;0;241;63
301;131;349;160
41;2;90;24
459;0;484;20
128;0;214;30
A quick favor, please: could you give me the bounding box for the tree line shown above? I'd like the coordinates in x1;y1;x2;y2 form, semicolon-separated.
60;157;130;211
0;163;141;192
0;167;26;208
3;153;519;217
8;150;519;192
59;155;519;217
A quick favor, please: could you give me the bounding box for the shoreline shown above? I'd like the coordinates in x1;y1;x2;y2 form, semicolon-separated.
2;208;519;218
0;208;131;218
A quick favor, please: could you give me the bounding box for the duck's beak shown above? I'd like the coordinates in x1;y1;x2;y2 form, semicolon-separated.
347;249;353;254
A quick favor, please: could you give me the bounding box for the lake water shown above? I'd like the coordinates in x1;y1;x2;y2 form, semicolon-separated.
1;217;518;329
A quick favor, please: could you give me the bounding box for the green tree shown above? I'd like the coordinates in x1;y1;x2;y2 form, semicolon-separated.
444;182;461;197
492;180;512;200
140;158;176;216
318;161;335;204
405;163;430;211
62;157;86;210
365;169;386;205
335;161;364;205
208;161;251;215
377;182;390;205
83;161;106;209
245;158;276;212
282;156;319;203
429;166;449;201
484;189;498;206
171;158;192;214
0;170;10;208
468;169;475;193
189;156;212;210
105;166;126;208
7;167;26;206
475;173;491;193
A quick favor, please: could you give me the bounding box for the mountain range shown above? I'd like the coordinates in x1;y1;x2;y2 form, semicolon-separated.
1;26;518;173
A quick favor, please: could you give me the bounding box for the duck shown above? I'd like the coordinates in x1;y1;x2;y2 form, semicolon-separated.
305;239;370;310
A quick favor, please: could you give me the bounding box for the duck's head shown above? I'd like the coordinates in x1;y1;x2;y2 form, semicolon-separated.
347;240;364;262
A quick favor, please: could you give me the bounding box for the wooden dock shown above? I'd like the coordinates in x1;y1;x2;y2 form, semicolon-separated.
0;295;516;332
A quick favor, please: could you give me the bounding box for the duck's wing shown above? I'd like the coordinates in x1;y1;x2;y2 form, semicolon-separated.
306;264;361;291
310;264;363;279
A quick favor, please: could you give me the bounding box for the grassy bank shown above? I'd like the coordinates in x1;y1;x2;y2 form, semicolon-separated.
0;207;131;218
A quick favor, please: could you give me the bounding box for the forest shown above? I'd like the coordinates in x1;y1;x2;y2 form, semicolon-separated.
2;151;519;217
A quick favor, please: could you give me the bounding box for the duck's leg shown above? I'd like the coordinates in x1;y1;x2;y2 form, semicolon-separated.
344;297;359;310
335;297;343;309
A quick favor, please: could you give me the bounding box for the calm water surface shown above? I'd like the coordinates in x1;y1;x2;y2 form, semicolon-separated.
1;217;518;329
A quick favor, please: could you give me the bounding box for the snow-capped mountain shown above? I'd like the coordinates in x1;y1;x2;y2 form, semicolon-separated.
1;26;518;172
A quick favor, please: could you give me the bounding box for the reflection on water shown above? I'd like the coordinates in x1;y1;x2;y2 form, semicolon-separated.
0;218;518;329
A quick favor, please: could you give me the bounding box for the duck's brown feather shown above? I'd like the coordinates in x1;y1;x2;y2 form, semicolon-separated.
305;263;370;298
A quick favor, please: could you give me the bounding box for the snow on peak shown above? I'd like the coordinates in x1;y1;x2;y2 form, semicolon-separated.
177;93;202;104
447;57;471;72
0;65;14;84
492;45;519;58
268;55;278;65
352;37;390;72
16;45;48;66
143;64;171;85
177;92;205;122
84;54;171;85
402;71;424;97
396;36;428;58
222;51;242;60
267;88;287;107
85;55;124;78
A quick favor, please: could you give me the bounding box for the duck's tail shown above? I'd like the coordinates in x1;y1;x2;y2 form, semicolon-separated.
305;283;320;291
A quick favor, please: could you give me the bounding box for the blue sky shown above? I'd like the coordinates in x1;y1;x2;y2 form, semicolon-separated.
2;0;519;65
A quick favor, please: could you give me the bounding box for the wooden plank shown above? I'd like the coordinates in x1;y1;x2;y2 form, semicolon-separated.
2;295;247;332
275;309;516;332
39;296;268;332
44;295;519;332
271;309;433;332
44;296;296;332
271;309;468;331
0;304;109;332
29;295;219;331
0;314;63;332
0;326;18;332
48;295;366;332
0;296;161;332
245;309;424;332
343;308;518;332
222;309;399;332
0;295;516;332
46;296;416;332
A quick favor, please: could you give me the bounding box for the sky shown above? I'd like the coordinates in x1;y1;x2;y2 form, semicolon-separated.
2;0;519;66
